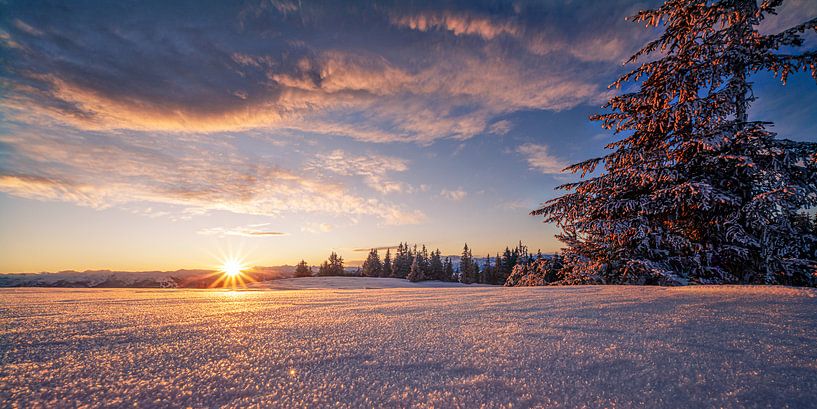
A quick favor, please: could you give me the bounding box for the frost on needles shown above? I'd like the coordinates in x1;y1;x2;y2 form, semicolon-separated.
533;0;817;286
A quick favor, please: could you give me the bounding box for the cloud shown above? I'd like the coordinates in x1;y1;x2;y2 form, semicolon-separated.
198;223;287;238
758;0;817;34
497;199;532;211
307;149;411;194
391;11;521;40
301;223;335;233
440;188;467;201
0;125;423;224
353;246;399;252
0;1;641;145
517;143;568;174
391;6;650;64
0;0;655;223
489;120;513;135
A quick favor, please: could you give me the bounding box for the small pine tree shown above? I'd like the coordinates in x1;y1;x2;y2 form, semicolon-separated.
443;257;455;281
361;248;383;277
294;260;311;278
482;254;494;284
318;252;344;276
459;243;476;284
407;254;424;282
382;249;393;278
429;249;444;281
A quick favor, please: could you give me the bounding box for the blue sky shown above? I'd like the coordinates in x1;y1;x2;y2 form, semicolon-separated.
1;0;815;272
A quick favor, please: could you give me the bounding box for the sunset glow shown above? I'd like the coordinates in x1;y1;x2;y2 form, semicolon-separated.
0;0;815;276
221;260;244;278
2;0;817;407
208;256;253;289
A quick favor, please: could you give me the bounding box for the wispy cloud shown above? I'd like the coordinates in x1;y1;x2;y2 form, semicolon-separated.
307;149;410;194
198;223;287;238
301;222;334;233
517;143;568;174
391;11;521;40
440;188;467;201
353;245;399;252
488;120;513;136
0;125;423;224
497;199;533;211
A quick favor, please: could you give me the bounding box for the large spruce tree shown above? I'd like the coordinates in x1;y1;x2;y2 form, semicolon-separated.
534;0;817;285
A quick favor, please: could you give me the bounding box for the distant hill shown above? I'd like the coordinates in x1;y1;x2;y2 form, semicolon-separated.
0;266;296;288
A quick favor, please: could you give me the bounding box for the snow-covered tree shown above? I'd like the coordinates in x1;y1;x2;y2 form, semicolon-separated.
407;254;424;282
391;243;412;279
534;0;817;286
505;254;564;286
361;249;383;277
417;245;431;279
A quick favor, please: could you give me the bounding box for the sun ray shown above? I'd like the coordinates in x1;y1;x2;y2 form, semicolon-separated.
210;252;256;289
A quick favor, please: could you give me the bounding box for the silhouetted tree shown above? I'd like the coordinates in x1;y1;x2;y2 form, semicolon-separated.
318;251;345;276
294;260;311;278
429;249;444;281
382;248;393;278
443;257;454;281
459;243;478;284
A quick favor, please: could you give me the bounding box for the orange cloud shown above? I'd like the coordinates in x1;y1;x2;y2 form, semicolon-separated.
517;143;568;174
0;127;424;225
392;11;521;40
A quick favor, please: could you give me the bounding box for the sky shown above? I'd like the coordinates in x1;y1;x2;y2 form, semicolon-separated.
1;0;816;272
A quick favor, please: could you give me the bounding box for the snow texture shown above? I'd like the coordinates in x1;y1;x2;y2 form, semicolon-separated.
253;277;486;290
2;279;817;408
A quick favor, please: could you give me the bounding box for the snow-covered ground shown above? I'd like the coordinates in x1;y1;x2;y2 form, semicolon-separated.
252;276;487;290
2;279;816;408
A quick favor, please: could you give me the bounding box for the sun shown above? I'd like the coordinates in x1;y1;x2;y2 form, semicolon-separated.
208;255;255;289
221;259;244;277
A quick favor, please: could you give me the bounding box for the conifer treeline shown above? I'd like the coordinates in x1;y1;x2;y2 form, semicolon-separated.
301;241;547;285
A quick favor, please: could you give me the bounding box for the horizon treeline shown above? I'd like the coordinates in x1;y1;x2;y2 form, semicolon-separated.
296;241;556;285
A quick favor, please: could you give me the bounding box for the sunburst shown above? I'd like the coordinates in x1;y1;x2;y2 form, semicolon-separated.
208;255;255;289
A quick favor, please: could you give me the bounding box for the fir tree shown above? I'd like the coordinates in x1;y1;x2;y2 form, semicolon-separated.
459;243;477;284
482;254;494;284
407;254;424;282
361;248;383;277
318;252;345;276
430;249;444;281
382;249;393;278
392;242;412;279
419;245;431;279
443;257;455;281
533;0;817;285
294;260;311;278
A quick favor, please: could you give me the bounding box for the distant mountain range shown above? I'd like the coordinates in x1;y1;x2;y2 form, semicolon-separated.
0;266;296;288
